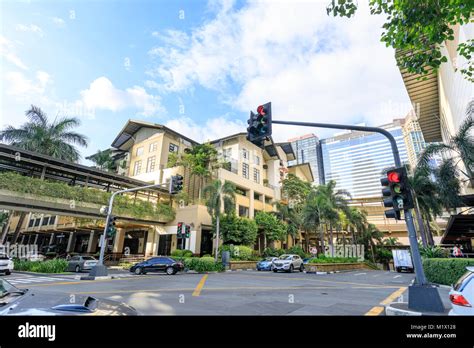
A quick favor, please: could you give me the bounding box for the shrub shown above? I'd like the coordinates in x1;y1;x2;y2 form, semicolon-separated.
263;247;286;257
181;257;224;272
171;249;193;258
232;245;258;261
307;256;358;264
217;214;258;245
13;258;68;273
285;245;309;258
419;245;448;258
423;258;474;285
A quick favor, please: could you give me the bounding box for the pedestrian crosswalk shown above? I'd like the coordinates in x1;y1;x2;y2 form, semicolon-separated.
3;274;76;285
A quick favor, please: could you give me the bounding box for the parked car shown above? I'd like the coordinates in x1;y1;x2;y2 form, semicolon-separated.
257;257;278;271
449;266;474;315
0;278;137;315
0;254;14;275
272;254;304;273
130;256;184;275
67;256;98;273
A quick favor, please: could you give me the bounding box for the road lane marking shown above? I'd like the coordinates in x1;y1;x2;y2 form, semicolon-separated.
192;274;208;296
393;275;401;278
354;273;366;276
380;286;407;305
365;306;384;316
364;286;407;316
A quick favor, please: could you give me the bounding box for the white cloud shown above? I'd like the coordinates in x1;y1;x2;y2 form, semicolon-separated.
51;17;65;27
4;70;51;97
0;36;28;70
165;116;245;143
79;77;166;117
148;0;411;141
15;24;44;37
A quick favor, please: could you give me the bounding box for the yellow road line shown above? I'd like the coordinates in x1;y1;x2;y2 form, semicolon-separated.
365;306;385;316
192;274;208;296
365;286;407;316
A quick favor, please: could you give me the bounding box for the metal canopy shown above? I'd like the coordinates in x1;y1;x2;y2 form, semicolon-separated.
441;214;474;244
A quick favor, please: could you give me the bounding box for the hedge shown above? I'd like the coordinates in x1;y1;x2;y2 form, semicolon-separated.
423;258;474;286
307;256;358;264
175;256;225;273
13;259;68;273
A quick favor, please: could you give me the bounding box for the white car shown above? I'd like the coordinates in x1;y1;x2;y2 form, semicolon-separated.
0;253;14;275
449;266;474;315
272;254;304;273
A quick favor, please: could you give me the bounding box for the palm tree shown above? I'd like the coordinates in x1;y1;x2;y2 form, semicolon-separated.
86;149;117;172
418;102;473;187
302;187;332;253
0;211;10;244
346;207;368;244
356;223;383;263
0;105;88;161
203;179;236;261
0;105;88;243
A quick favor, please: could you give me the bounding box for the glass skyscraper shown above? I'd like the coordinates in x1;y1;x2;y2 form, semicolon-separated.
320;120;409;199
288;134;323;184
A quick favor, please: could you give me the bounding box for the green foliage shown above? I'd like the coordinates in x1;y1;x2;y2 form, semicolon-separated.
13;258;68;273
169;142;218;177
204;180;236;217
419;245;448;258
255;211;287;242
327;0;474;82
181;256;224;273
307;256;358;264
171;249;193;258
0;172;175;221
217;214;258;245
285;245;309;258
262;246;309;258
262;247;286;257
86;149;117;171
281;174;312;204
423;258;474;285
220;244;259;261
374;247;393;264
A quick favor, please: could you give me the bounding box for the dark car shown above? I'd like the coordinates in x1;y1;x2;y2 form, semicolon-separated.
130;256;184;275
0;278;137;316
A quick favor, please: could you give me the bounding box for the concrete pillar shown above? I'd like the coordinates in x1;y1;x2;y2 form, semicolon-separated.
145;229;155;256
262;194;266;212
66;232;76;253
113;228;125;253
49;233;55;245
34;234;39;245
249;188;255;218
86;231;96;253
20;234;26;244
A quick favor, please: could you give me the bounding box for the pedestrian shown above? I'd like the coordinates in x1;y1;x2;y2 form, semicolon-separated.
452;244;463;258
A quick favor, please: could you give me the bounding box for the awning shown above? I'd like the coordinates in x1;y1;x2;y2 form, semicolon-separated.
440;214;474;244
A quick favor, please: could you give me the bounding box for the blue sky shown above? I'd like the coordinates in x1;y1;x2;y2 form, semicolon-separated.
0;0;411;164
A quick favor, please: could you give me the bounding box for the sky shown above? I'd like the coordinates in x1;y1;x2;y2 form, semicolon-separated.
0;0;412;164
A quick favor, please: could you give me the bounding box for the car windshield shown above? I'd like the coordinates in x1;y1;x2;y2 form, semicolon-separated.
453;269;474;291
0;278;21;298
279;255;292;260
264;257;274;261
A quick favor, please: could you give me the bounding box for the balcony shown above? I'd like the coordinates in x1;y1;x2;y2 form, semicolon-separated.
222;159;238;174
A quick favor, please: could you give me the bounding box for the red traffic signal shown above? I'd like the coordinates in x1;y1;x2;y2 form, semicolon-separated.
387;171;401;183
257;105;266;116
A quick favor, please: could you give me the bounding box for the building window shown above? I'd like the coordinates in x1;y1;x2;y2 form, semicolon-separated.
28;219;34;228
253;168;260;184
235;187;247;196
133;160;142;175
242;148;249;160
146;156;156;173
254;155;260;165
242;163;249;179
223;148;232;159
136;147;144;156
254;192;261;201
238;205;249;217
34;219;41;227
50;216;56;225
169;143;179;152
42;217;50;226
149;142;158;152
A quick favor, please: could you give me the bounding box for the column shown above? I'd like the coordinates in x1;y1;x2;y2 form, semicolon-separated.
66;232;76;253
34;234;39;245
49;233;55;245
86;231;96;253
113;228;125;253
262;194;266;212
249;188;255;218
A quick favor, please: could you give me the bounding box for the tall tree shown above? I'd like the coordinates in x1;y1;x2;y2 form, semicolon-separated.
203;179;236;261
327;0;474;82
302;187;332;253
0;105;88;243
86;149;117;172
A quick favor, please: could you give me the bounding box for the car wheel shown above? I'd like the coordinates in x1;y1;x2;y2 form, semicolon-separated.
396;267;401;273
166;267;175;275
288;265;294;273
75;265;81;273
299;264;304;272
134;267;143;275
5;270;11;275
273;269;278;273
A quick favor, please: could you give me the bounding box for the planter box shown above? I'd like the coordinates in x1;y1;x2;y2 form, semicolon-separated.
304;262;368;273
228;261;257;270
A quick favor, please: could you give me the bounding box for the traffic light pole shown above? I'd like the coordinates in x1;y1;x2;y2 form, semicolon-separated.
272;120;444;312
89;181;169;278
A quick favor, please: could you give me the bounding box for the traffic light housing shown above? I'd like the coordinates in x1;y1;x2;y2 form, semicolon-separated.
246;102;272;147
169;175;184;194
185;224;191;238
106;215;117;238
177;222;183;237
381;166;414;220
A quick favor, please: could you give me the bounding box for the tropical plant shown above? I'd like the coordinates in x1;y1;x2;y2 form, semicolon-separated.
255;211;287;247
217;213;258;246
356;223;383;264
86;149;117;171
169;142;219;200
0;211;9;244
346;207;368;245
203;179;236;261
302;186;332;252
382;237;400;246
419;244;448;259
327;1;474;82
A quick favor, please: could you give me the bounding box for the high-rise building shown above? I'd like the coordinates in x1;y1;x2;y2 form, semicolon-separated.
320;120;409;199
288;134;323;184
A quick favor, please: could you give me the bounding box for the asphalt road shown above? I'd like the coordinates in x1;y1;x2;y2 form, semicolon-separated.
3;269;451;315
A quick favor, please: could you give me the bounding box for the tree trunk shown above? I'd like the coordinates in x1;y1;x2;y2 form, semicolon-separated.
0;213;12;244
351;227;355;245
424;218;435;246
12;212;26;244
304;230;310;252
329;223;334;257
414;197;427;247
214;215;220;262
319;223;325;254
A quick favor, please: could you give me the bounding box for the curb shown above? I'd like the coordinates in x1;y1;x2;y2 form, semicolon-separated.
385;302;449;316
12;270;74;277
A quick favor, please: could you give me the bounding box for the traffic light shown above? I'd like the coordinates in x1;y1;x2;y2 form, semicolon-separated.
381;166;414;220
185;224;191;238
177;222;183;237
169;175;184;194
106;215;117;238
246;102;272;147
